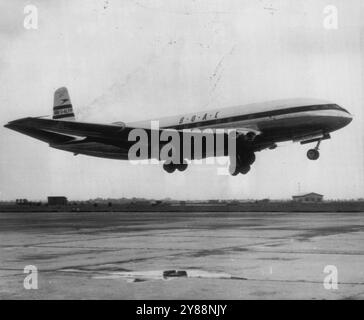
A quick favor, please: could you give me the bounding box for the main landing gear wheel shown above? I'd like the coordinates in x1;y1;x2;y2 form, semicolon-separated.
239;165;251;174
229;152;255;176
229;164;251;175
163;160;188;173
176;162;188;172
163;163;176;173
229;164;239;176
307;149;320;160
245;153;255;165
307;139;321;161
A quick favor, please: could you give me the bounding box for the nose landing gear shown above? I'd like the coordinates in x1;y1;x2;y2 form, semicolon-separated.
307;149;319;160
307;139;321;160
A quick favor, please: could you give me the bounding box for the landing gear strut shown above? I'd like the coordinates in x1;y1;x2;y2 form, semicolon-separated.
307;140;321;160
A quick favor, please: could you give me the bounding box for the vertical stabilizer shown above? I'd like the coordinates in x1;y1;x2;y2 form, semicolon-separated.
53;87;75;120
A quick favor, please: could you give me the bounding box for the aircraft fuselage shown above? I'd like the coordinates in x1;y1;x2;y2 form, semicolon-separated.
4;91;353;175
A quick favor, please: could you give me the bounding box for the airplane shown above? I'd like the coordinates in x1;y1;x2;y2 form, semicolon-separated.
4;87;352;175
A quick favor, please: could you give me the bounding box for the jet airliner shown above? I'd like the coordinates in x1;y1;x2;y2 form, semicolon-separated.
4;87;352;175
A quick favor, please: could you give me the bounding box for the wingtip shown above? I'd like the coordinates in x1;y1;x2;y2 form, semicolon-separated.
4;117;32;130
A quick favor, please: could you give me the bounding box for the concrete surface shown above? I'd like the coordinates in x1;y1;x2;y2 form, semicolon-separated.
0;211;363;299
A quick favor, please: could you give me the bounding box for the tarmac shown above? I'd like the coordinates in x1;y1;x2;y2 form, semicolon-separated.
0;211;363;299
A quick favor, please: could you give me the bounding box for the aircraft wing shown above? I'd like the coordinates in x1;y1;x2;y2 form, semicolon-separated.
4;117;274;156
4;117;132;141
4;117;221;148
6;116;238;139
3;123;76;145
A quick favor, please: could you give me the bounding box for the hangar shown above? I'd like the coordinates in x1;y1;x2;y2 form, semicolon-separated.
48;196;68;206
292;192;323;203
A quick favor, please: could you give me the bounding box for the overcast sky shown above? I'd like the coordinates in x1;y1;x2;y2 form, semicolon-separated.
0;0;363;201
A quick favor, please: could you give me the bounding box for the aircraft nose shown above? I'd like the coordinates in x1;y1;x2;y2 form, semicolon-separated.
338;109;353;129
344;110;353;123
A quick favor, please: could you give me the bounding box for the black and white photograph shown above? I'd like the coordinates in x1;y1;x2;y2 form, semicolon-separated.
0;0;363;303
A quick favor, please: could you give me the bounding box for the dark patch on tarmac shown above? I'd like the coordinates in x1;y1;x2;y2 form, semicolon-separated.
18;249;105;261
251;224;364;241
0;211;282;234
295;225;364;241
59;266;131;273
263;242;283;247
258;257;298;261
185;246;252;257
186;249;228;257
57;245;251;270
229;247;250;252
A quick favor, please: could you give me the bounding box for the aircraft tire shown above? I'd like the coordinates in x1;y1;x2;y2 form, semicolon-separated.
163;163;176;173
246;152;256;165
237;151;255;165
239;165;251;174
177;162;188;171
307;149;319;160
229;164;240;176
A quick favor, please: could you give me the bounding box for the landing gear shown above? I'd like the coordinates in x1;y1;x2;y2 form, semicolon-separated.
243;152;256;165
229;166;239;176
307;139;321;160
163;163;176;173
307;149;320;160
229;151;255;176
239;165;251;174
177;162;188;171
163;160;188;173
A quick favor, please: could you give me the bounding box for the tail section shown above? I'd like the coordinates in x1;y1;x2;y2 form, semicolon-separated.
53;87;75;120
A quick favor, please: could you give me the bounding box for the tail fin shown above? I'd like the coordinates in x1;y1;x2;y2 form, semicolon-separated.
53;87;75;120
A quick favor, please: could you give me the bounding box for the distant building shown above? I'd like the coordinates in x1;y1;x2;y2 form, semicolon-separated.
292;192;323;203
16;199;29;205
48;196;68;206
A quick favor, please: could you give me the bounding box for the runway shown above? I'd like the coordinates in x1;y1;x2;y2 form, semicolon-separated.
0;211;363;299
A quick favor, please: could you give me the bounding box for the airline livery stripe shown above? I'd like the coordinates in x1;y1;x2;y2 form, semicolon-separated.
165;104;347;130
53;113;75;119
54;108;73;116
53;104;73;111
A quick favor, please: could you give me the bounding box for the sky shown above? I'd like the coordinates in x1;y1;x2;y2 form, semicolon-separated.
0;0;363;201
